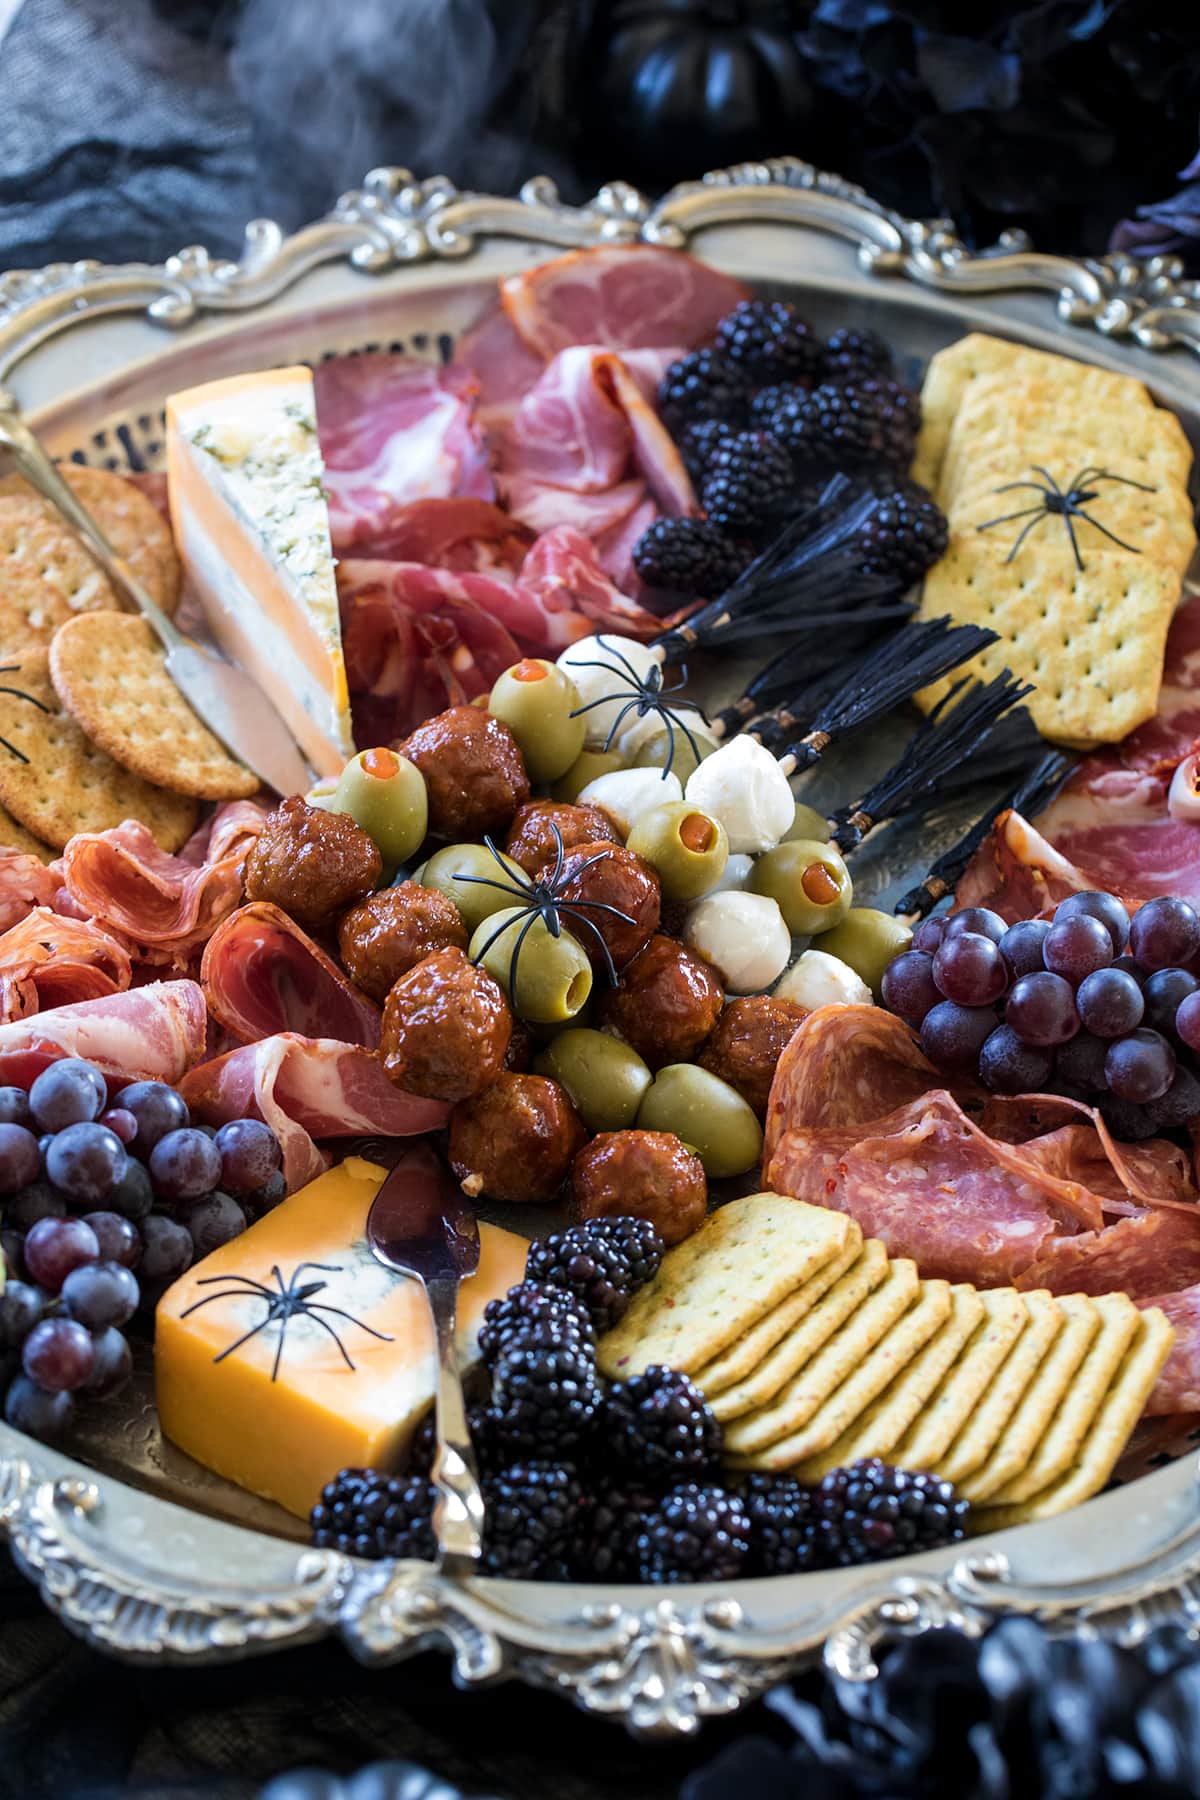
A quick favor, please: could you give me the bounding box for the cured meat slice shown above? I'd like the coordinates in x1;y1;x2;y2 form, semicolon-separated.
515;527;676;647
1142;1285;1200;1413
954;808;1097;922
454;304;547;436
347;497;533;574
764;1004;956;1159
0;980;206;1088
313;355;493;555
499;246;749;359
0;906;131;1023
0;849;58;934
179;1032;447;1190
201;902;380;1048
1016;1207;1200;1300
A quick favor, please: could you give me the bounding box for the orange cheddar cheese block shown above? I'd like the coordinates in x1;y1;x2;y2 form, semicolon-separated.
155;1156;529;1519
166;366;354;777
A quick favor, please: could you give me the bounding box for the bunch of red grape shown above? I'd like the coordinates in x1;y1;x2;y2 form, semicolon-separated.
881;892;1200;1138
0;1057;282;1442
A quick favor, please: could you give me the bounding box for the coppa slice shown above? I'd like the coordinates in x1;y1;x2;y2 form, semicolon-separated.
893;1287;1028;1471
692;1234;862;1396
936;1290;1064;1484
167;366;353;776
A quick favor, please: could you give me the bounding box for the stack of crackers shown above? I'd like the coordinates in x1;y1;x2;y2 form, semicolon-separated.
911;333;1197;748
598;1195;1174;1530
0;466;257;860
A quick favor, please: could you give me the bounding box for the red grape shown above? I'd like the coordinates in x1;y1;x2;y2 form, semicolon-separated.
1043;913;1113;984
3;1373;75;1439
1147;1067;1200;1129
1054;890;1130;953
1111;955;1147;988
999;918;1050;980
1005;972;1080;1046
138;1214;194;1286
1129;896;1200;971
920;1001;998;1072
1056;1030;1110;1091
114;1080;189;1155
22;1217;99;1292
148;1127;222;1201
881;951;941;1026
1100;1095;1158;1141
215;1119;282;1197
1143;967;1200;1034
1105;1028;1176;1103
83;1212;141;1269
932;932;1008;1005
45;1122;128;1206
912;917;947;954
179;1192;247;1257
111;1157;155;1221
0;1280;44;1350
1177;990;1200;1053
28;1059;106;1132
22;1317;95;1392
978;1025;1054;1094
81;1327;132;1398
61;1260;139;1330
943;907;1008;945
99;1106;138;1145
1;1230;25;1282
0;1087;32;1128
1076;968;1145;1038
246;1170;287;1219
0;1123;40;1195
4;1182;66;1231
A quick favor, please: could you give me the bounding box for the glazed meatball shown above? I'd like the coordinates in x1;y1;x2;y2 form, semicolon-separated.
698;995;810;1118
503;1017;534;1072
573;1130;707;1247
400;707;530;839
381;946;511;1103
504;799;622;877
538;841;660;974
243;796;381;929
597;933;724;1070
449;1073;586;1204
338;882;467;1003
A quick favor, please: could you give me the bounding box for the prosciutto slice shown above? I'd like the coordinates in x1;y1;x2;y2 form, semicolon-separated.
349;497;532;574
179;1032;447;1190
454;304;548;436
0;980;206;1089
201;902;380;1048
515;528;678;646
313;355;493;555
0;907;131;1023
0;850;58;935
499;246;749;359
953;809;1100;923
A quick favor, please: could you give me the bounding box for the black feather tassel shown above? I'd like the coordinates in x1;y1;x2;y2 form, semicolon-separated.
706;608;915;739
894;703;1048;810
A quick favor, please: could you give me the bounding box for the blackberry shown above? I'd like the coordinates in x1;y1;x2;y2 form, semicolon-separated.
489;1338;600;1460
658;348;752;428
525;1216;665;1334
858;376;921;470
633;517;745;597
637;1482;752;1584
582;1479;662;1581
716;299;822;383
482;1460;583;1579
605;1365;722;1478
822;326;893;385
477;1280;594;1366
310;1468;436;1562
859;488;949;585
813;1458;968;1565
701;429;795;533
743;1472;819;1576
767;383;884;471
679;416;734;480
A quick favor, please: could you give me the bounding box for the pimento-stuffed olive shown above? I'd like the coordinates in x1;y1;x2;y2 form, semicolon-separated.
503;799;622;877
381;946;511;1103
399;706;530;839
698;995;810;1118
337;882;467;1003
537;841;661;974
487;659;586;782
596;933;724;1070
449;1073;586;1204
572;1129;707;1246
244;796;380;929
331;747;428;869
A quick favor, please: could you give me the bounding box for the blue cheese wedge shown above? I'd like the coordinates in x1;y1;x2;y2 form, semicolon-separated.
166;366;353;776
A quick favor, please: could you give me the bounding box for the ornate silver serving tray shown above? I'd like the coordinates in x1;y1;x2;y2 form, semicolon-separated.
4;161;1200;1738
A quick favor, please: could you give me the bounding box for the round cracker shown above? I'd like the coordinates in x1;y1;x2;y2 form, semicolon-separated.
0;646;196;851
0;798;54;862
0;497;120;654
0;465;181;615
50;612;259;802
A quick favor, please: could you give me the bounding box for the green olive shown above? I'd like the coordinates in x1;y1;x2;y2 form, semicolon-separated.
469;907;593;1024
420;843;526;933
748;838;853;935
550;747;630;803
636;1064;763;1179
626;801;729;901
304;780;338;813
332;748;428;868
631;722;718;782
488;659;587;783
783;802;834;844
533;1028;652;1131
813;908;914;999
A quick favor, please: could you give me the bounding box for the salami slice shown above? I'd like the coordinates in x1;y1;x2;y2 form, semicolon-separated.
1142;1285;1200;1414
0;848;60;935
0;906;131;1022
201;902;381;1049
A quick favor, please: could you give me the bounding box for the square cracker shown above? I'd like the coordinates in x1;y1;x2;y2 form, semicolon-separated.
692;1232;862;1396
893;1287;1028;1471
915;534;1179;747
596;1195;855;1380
941;415;1193;522
957;1294;1101;1503
722;1259;921;1456
709;1240;892;1425
728;1279;953;1471
789;1284;984;1481
936;1290;1064;1484
970;1309;1175;1530
982;1292;1141;1506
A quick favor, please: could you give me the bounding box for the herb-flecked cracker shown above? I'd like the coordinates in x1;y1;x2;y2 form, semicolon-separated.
691;1232;862;1396
596;1195;856;1380
0;465;182;615
893;1287;1027;1471
935;1290;1064;1484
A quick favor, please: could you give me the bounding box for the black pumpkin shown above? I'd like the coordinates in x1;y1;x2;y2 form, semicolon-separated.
579;0;814;189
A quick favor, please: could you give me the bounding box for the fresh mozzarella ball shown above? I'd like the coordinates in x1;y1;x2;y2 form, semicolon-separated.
705;852;754;896
556;635;662;748
684;891;792;994
578;768;683;837
684;736;795;854
774;949;872;1010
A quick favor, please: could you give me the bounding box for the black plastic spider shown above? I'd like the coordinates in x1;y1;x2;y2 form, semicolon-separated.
975;465;1156;571
0;663;52;764
566;637;712;779
457;825;636;993
181;1262;393;1382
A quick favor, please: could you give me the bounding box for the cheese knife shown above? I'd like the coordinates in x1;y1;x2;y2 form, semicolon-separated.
0;389;312;799
365;1142;485;1576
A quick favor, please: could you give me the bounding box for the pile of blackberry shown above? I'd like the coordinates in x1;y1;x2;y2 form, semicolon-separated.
637;298;938;601
310;1216;969;1586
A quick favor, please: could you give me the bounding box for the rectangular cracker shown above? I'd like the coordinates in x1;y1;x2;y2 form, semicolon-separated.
945;458;1195;577
942;420;1193;527
692;1232;862;1396
706;1240;890;1422
723;1259;922;1457
957;1295;1101;1503
728;1279;953;1471
970;1309;1176;1530
596;1195;855;1380
893;1287;1028;1471
936;1290;1064;1484
789;1284;984;1482
982;1293;1142;1506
